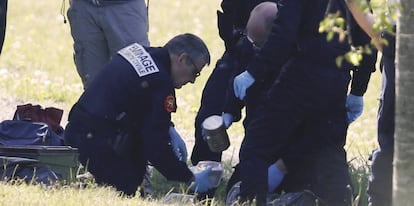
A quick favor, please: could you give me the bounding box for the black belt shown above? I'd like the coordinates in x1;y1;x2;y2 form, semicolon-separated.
68;103;120;132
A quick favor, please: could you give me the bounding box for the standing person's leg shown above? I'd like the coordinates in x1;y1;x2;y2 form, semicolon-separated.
67;0;110;88
307;111;353;206
191;53;235;165
367;54;395;206
0;0;8;55
239;101;304;205
302;60;352;205
104;0;149;53
273;107;351;206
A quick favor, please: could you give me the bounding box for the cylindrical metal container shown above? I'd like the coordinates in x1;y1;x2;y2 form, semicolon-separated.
190;161;224;187
202;115;230;153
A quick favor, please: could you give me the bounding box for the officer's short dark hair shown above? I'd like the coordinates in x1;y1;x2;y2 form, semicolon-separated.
165;33;211;66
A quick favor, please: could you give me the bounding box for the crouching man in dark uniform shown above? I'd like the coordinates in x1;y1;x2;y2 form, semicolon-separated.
64;33;215;196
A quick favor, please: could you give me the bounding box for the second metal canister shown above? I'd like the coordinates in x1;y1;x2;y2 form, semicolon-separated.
202;115;230;153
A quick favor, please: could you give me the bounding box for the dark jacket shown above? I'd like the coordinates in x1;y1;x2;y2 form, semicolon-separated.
246;0;374;86
224;0;376;122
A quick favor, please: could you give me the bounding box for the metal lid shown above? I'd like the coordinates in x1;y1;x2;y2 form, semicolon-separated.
202;115;223;130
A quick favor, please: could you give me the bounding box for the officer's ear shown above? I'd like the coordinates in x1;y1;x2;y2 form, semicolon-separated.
177;53;189;65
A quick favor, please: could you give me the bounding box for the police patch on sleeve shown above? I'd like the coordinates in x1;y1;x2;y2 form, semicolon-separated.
118;43;159;77
164;95;177;113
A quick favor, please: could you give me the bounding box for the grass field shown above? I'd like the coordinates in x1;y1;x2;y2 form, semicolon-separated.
0;0;384;205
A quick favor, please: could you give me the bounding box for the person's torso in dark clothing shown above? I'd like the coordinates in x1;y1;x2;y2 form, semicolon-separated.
248;0;372;82
77;45;174;128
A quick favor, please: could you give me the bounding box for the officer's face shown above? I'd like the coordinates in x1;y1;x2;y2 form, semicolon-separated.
188;56;201;79
172;53;204;89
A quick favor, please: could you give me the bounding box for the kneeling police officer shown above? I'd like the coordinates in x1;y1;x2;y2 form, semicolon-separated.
64;33;214;196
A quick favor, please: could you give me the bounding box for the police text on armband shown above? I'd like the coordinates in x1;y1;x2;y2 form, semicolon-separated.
118;43;160;77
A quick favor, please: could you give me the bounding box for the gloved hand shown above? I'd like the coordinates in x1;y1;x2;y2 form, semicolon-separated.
268;163;285;193
169;126;188;162
233;71;255;100
190;166;215;193
345;94;364;124
222;113;234;129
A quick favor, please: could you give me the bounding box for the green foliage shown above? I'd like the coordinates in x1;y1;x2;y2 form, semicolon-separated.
337;44;373;67
319;12;347;42
0;181;162;206
320;0;399;67
0;70;82;102
348;156;371;206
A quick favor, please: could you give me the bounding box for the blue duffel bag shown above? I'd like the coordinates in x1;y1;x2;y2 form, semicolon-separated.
0;120;64;146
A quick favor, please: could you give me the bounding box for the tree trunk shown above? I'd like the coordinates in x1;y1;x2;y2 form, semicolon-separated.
393;0;414;205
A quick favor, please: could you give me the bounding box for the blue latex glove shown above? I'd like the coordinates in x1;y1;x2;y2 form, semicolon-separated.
345;94;364;124
190;167;215;193
169;126;188;162
233;71;255;100
268;163;285;192
222;113;234;129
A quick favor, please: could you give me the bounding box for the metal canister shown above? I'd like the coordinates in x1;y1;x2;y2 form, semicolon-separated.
190;161;224;187
202;115;230;153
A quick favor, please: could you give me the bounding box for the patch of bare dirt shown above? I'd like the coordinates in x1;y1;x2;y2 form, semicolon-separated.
0;95;26;121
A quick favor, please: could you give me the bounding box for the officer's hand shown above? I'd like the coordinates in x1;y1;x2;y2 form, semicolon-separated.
190;167;215;193
169;126;188;162
268;163;285;193
233;71;255;100
222;113;234;129
345;94;364;124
